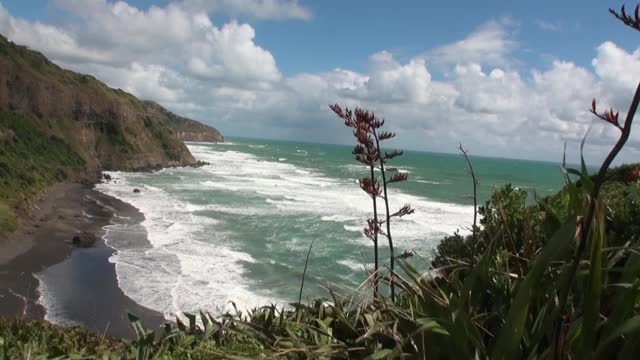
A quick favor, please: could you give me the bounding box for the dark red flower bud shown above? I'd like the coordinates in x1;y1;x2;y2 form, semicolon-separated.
363;218;385;240
384;150;404;160
388;172;409;184
391;204;414;218
359;177;381;197
352;145;365;155
378;131;395;140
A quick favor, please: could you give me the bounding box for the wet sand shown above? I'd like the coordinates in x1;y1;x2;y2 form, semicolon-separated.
0;182;165;338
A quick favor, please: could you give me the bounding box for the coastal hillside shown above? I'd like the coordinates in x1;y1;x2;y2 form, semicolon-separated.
0;34;222;234
144;101;224;142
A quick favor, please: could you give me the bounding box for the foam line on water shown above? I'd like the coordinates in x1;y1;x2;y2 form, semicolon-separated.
35;273;81;326
414;179;442;185
95;174;278;319
93;143;473;317
188;145;473;250
337;259;367;272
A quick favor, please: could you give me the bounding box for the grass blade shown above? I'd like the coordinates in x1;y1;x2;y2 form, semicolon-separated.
492;221;576;359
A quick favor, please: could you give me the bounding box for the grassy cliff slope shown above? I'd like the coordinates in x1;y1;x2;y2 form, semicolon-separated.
0;35;221;236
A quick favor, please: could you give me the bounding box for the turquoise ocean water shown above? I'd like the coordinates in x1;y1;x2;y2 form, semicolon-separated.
88;138;565;319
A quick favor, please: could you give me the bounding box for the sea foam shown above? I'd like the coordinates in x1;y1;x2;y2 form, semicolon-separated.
94;142;473;318
96;172;277;320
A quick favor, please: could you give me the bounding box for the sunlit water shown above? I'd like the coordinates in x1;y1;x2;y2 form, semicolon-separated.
87;138;564;319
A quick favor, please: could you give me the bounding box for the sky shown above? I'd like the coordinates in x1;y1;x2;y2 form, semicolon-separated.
1;0;640;165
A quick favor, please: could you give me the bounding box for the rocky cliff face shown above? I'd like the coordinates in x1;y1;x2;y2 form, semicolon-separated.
143;101;224;143
0;34;223;234
0;35;221;173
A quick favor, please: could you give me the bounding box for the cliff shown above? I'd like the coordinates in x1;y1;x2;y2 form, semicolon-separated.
144;101;224;143
0;34;221;234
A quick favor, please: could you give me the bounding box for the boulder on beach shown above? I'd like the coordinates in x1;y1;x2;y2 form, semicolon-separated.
72;232;97;248
133;188;141;193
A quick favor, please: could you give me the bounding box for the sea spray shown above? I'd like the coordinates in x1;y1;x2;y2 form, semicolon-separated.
89;138;562;318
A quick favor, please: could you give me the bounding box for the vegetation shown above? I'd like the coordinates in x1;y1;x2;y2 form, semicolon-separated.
330;105;413;301
0;317;269;359
2;4;640;360
0;32;219;235
0;111;85;235
0;318;127;358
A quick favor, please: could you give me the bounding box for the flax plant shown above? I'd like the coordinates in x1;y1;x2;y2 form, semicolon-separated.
330;105;413;302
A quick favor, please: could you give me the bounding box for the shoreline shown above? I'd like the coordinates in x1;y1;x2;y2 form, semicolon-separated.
0;182;165;338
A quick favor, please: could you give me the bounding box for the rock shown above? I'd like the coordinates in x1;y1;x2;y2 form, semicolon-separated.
192;160;211;168
133;188;141;193
79;178;94;188
72;232;97;248
103;173;112;181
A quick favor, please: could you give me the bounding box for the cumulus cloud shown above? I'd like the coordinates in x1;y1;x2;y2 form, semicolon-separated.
54;0;311;21
1;1;640;164
0;4;113;64
424;19;517;68
279;50;638;163
186;21;281;84
593;42;640;107
0;1;281;85
366;51;432;104
179;0;312;20
454;64;525;115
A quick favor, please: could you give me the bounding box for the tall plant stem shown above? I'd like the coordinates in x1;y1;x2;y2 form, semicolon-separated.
298;236;317;306
459;144;478;266
369;165;380;299
552;81;640;359
373;129;395;302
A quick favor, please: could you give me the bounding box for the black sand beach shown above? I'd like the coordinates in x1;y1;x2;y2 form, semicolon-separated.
0;182;165;338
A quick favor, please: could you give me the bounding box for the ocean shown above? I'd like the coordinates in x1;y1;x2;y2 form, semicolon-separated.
58;138;566;321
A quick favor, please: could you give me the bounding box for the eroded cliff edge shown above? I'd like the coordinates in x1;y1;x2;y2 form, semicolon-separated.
0;34;222;234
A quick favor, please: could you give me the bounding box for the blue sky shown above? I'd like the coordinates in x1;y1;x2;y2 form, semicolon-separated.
1;0;640;163
5;0;636;76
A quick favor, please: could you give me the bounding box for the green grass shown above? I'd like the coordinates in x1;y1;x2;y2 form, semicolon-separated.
0;318;127;359
0;317;271;359
0;111;85;235
1;35;144;108
0;202;16;233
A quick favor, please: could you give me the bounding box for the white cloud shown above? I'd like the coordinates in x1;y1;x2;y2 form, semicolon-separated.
365;51;432;104
0;1;281;86
54;0;311;21
186;21;281;84
593;41;640;107
2;2;640;164
454;64;526;115
0;4;113;64
424;19;517;68
180;0;312;20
